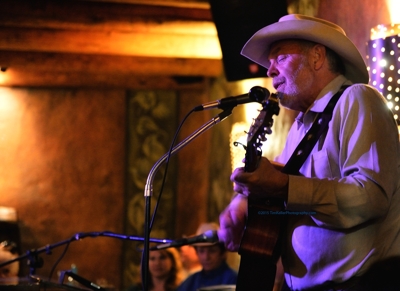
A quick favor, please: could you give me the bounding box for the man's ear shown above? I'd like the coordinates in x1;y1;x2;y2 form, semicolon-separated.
312;44;326;70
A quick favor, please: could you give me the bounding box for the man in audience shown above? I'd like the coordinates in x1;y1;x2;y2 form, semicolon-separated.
177;223;237;291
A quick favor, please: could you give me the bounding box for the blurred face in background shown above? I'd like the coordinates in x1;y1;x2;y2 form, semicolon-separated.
196;244;226;272
149;249;173;280
179;245;199;269
0;241;19;284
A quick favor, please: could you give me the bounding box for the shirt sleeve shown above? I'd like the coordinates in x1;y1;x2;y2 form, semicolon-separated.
286;84;400;229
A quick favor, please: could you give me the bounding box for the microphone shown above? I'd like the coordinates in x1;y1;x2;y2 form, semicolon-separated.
60;270;106;291
150;230;219;250
194;86;270;111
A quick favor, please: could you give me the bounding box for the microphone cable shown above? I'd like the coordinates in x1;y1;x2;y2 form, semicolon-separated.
148;107;196;231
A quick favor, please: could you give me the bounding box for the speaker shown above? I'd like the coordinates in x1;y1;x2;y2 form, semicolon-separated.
209;0;287;81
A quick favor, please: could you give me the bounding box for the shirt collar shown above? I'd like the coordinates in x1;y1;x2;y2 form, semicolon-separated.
296;75;352;128
308;75;352;113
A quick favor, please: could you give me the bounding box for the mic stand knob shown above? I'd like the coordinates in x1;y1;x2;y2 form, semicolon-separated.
26;250;44;276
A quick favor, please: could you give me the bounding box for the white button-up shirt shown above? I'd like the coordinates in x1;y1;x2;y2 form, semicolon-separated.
276;75;400;290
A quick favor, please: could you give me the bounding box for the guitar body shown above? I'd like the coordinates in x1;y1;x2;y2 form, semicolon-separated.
235;93;284;291
236;198;284;290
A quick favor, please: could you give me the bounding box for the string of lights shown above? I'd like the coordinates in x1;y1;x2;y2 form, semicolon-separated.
367;24;400;125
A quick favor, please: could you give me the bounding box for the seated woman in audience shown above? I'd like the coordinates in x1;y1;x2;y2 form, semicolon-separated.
129;247;183;291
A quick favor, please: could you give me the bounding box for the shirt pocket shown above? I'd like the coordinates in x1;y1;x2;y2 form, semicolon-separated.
309;148;334;178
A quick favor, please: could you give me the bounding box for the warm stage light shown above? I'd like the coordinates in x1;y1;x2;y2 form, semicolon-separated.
367;24;400;125
0;88;20;115
0;88;23;189
229;78;281;172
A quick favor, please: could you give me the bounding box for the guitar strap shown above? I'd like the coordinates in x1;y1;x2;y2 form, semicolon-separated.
281;85;349;175
277;85;349;289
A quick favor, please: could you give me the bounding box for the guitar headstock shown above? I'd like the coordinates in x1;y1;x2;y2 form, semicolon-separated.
244;93;281;173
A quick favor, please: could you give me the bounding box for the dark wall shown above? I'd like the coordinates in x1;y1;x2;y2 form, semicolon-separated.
209;0;288;81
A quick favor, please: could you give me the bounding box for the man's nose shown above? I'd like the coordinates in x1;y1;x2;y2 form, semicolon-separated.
267;62;278;78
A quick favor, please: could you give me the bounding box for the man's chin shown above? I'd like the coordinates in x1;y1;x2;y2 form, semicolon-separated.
202;265;215;272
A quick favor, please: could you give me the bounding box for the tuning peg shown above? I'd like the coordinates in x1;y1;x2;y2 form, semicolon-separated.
264;127;272;134
233;141;247;150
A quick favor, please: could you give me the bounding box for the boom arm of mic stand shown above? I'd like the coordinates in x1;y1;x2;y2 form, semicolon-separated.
142;108;233;291
0;231;172;272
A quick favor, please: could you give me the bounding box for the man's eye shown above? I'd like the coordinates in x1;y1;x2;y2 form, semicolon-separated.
277;56;287;63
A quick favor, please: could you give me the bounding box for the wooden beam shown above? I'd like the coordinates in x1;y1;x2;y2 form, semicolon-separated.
0;26;221;58
81;0;210;9
0;68;208;89
0;0;223;88
0;0;221;58
0;0;213;31
0;51;222;76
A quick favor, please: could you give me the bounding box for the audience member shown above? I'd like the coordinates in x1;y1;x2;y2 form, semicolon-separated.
128;247;183;291
177;223;237;291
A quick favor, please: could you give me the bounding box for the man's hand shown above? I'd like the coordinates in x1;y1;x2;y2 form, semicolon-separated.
231;157;288;200
218;194;248;252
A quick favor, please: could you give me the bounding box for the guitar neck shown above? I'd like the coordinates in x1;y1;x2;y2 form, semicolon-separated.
236;92;282;291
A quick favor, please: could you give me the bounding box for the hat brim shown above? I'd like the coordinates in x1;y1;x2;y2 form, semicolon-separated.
192;241;218;247
241;17;369;84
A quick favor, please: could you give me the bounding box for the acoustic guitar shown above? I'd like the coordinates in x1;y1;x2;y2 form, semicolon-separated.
235;93;285;291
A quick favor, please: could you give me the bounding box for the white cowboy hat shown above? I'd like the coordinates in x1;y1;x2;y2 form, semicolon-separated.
241;14;369;84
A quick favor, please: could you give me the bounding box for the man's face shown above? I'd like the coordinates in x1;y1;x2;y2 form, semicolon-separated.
266;40;317;112
196;245;226;272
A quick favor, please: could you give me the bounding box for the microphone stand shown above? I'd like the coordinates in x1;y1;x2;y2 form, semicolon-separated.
0;231;172;281
142;107;234;291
